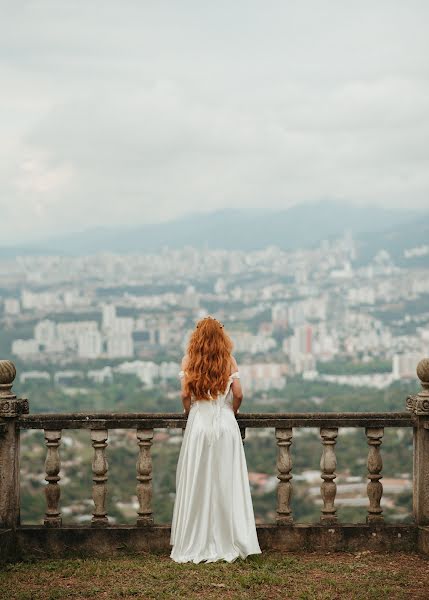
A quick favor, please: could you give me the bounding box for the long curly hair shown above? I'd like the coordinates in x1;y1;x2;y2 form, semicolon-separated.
183;316;233;401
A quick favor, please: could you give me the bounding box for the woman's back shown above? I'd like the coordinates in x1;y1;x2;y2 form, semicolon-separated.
170;316;261;563
181;369;240;445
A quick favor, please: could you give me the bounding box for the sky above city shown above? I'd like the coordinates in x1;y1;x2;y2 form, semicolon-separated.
1;1;429;243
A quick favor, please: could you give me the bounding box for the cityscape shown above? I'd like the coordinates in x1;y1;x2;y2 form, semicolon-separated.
1;230;427;526
2;232;428;390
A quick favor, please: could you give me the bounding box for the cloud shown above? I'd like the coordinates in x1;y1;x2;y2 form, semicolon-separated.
0;1;428;243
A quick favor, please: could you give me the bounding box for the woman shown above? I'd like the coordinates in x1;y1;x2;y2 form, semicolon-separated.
170;315;262;563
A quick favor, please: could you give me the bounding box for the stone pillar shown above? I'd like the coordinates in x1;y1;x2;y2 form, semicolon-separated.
320;427;338;523
365;428;384;523
136;428;154;526
0;360;29;529
276;428;293;524
44;430;62;527
91;429;109;527
407;358;429;526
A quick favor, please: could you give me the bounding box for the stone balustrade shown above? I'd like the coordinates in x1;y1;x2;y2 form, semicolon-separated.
1;357;429;561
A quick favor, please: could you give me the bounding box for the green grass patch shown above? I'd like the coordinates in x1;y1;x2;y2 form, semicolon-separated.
1;551;428;599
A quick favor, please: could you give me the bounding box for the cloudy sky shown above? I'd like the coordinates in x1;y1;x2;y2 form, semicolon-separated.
1;1;428;243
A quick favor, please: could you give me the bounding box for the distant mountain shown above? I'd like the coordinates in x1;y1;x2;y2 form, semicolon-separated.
0;201;427;259
357;213;429;266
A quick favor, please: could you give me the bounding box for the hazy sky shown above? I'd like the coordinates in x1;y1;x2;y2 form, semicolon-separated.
1;1;428;243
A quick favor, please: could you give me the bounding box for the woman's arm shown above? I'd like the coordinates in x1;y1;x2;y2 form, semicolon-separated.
230;355;243;416
180;354;191;415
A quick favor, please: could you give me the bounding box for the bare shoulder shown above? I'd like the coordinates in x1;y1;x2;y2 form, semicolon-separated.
230;354;238;373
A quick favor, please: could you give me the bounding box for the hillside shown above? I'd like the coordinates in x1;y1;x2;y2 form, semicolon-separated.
0;201;426;259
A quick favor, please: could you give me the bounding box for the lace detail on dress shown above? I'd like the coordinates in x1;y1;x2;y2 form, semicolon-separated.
179;370;239;408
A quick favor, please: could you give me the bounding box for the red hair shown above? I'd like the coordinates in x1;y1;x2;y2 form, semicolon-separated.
184;316;233;401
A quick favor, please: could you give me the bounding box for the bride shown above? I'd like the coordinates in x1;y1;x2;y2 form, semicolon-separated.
170;315;262;563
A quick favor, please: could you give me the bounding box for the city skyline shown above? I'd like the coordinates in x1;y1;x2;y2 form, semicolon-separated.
3;231;428;391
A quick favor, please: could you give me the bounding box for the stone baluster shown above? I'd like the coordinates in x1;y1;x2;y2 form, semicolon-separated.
366;427;384;523
406;358;429;526
276;428;293;524
320;427;338;523
91;429;109;527
44;430;62;527
0;360;29;529
136;428;154;526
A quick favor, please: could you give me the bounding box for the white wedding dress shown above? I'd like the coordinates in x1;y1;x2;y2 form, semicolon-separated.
170;370;262;563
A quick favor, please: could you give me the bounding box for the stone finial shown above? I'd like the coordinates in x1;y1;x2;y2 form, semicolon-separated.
416;358;429;388
407;358;429;416
0;360;17;399
0;359;29;417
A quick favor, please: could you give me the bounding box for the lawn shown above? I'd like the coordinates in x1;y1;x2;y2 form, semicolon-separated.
1;551;428;599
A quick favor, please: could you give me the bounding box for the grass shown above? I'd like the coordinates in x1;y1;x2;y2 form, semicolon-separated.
0;551;428;599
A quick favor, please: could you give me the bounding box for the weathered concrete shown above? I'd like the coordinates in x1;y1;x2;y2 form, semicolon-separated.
0;529;16;564
0;524;417;563
257;524;417;554
0;360;29;529
406;358;429;526
17;412;412;430
0;420;21;528
418;526;429;556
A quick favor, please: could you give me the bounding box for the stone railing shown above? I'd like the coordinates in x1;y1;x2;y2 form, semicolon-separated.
1;358;429;561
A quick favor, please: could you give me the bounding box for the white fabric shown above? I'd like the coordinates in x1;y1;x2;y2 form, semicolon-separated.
170;371;262;563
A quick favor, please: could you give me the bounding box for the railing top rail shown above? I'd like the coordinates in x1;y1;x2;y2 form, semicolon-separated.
16;411;413;430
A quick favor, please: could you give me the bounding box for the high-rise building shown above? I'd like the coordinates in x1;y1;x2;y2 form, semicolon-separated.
78;330;102;359
288;303;306;327
238;363;286;392
12;339;40;357
289;324;313;357
271;303;288;328
107;334;134;358
4;298;21;315
34;320;57;346
392;353;422;379
182;285;200;309
102;303;117;331
112;317;134;334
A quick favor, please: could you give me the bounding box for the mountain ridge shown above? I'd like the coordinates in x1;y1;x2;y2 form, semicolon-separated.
0;201;427;260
